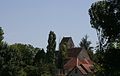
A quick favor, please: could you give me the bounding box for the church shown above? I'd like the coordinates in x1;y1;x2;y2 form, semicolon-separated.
56;37;94;76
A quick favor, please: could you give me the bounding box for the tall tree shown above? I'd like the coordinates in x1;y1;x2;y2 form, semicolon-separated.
80;35;93;50
89;0;120;49
46;31;56;76
46;31;56;64
79;35;94;60
0;27;4;49
89;0;120;75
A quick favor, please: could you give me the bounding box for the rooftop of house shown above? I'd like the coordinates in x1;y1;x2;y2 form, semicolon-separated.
64;57;93;70
64;57;93;75
57;37;94;75
67;65;88;75
67;47;82;57
77;65;88;75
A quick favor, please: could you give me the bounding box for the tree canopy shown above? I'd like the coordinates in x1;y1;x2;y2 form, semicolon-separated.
89;0;120;75
0;27;58;76
46;31;56;64
89;0;120;47
79;35;94;60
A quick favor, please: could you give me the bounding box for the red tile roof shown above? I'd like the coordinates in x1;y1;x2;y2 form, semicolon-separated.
77;66;87;74
64;57;93;75
80;64;92;73
64;57;77;70
64;57;92;69
63;47;94;75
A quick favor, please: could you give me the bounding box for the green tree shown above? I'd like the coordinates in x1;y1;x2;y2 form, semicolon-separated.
34;48;45;64
0;27;17;76
0;27;52;76
10;43;35;66
33;48;49;76
46;31;56;76
80;35;91;50
89;0;120;49
89;0;120;75
58;42;67;69
46;31;56;64
0;27;4;43
9;43;36;76
0;42;22;76
79;35;94;60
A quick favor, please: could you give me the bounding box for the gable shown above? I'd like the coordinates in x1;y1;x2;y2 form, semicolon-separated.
77;48;91;60
67;66;87;76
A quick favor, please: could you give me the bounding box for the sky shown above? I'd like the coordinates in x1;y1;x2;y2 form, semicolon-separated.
0;0;99;50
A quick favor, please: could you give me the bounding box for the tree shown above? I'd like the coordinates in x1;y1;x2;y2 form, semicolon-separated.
0;27;14;76
80;35;92;50
79;35;94;60
0;42;10;76
58;42;67;69
0;42;22;76
33;48;48;76
89;0;120;75
46;31;56;76
10;43;35;66
0;26;53;76
46;31;56;64
0;27;4;43
9;43;36;76
34;48;45;64
89;0;120;49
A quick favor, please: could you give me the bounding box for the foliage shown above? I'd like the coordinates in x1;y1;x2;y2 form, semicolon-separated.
46;31;56;64
58;42;67;69
0;27;59;76
80;35;92;50
89;0;119;40
103;48;120;76
34;48;45;64
10;43;36;66
0;27;4;42
46;31;56;76
79;35;94;60
89;0;120;48
89;0;120;75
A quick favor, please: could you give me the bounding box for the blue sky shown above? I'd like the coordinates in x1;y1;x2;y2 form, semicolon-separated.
0;0;99;49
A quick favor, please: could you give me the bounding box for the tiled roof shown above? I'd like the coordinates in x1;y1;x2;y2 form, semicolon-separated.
67;65;87;75
80;64;92;73
67;48;82;57
77;66;87;74
84;58;94;65
64;57;77;70
64;57;93;75
64;57;92;69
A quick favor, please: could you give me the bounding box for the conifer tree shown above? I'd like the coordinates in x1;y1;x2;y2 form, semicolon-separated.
46;31;56;64
46;31;56;76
